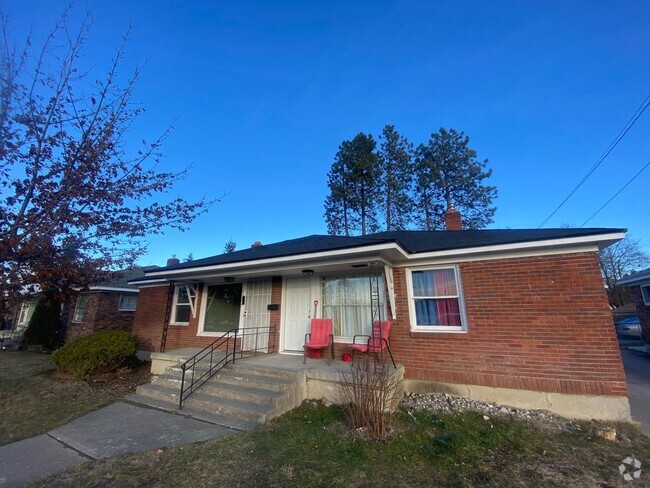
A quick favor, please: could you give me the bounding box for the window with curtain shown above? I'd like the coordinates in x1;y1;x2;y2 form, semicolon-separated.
410;267;464;330
322;275;385;339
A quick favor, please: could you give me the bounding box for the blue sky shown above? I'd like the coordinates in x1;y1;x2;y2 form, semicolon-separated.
6;1;650;265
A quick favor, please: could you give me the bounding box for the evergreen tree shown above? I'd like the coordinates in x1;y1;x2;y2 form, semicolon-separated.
324;155;356;236
324;133;380;236
224;239;237;253
377;125;414;231
414;128;496;229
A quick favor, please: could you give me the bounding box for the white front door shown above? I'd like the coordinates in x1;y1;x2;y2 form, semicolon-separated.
241;280;272;352
283;276;318;353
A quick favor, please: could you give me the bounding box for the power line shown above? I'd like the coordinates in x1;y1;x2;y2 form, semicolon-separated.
538;94;650;228
580;159;650;227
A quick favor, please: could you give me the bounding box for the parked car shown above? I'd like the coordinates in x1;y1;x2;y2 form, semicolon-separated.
614;317;643;341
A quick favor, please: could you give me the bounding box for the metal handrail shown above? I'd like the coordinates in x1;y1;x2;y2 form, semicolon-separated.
178;325;276;409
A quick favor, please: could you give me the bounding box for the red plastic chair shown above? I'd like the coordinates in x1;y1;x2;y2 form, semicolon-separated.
350;320;396;368
303;318;334;364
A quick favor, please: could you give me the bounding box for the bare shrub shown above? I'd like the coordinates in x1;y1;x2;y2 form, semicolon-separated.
339;355;402;441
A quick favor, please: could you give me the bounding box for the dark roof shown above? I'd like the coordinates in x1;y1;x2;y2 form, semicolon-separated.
366;228;625;253
142;228;624;276
93;266;159;290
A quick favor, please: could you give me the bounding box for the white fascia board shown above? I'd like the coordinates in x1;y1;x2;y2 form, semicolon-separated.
127;278;169;287
88;286;139;293
142;243;409;278
618;271;650;286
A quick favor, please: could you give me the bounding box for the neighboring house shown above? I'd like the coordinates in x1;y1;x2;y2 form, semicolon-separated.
63;267;158;341
129;210;630;420
618;267;650;352
4;267;156;345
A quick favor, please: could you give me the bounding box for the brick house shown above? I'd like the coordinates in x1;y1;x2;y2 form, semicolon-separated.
618;267;650;353
4;267;155;345
129;213;629;420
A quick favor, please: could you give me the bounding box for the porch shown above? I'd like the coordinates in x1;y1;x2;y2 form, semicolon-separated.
132;348;405;431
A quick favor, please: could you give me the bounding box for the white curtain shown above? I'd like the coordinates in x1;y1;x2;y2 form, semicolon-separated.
322;275;385;338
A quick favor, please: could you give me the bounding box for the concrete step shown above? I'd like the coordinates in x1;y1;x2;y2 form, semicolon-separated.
227;362;303;380
214;370;296;392
179;407;260;432
136;383;180;404
125;393;179;413
184;392;274;423
124;394;258;432
153;374;285;407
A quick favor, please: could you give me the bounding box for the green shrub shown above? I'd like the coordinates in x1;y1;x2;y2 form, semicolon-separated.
52;331;137;378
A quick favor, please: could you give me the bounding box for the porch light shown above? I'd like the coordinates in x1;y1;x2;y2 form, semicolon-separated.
302;269;314;277
223;276;236;283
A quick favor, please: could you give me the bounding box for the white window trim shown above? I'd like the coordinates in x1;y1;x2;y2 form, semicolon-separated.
72;295;88;323
197;281;243;337
118;294;138;312
641;284;650;306
170;286;191;326
17;300;36;328
406;265;468;333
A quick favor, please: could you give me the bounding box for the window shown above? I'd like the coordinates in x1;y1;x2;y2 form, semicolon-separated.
170;286;191;325
73;295;89;323
642;285;650;306
322;275;385;339
203;284;242;333
17;299;37;328
118;294;138;311
408;267;466;331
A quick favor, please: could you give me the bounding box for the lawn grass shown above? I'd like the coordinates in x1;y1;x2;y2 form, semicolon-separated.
34;401;650;487
0;351;150;446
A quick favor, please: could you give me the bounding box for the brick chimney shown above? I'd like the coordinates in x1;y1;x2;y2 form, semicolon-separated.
166;256;180;266
251;241;263;248
444;205;462;231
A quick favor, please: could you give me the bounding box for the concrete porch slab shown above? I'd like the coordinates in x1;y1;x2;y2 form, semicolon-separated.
150;348;203;374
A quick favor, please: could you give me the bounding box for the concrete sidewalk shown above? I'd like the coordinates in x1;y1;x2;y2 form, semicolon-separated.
621;349;650;436
0;402;237;487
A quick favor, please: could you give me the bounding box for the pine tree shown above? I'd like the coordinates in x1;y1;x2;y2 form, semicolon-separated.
414;128;496;229
377;125;414;231
324;133;380;236
224;239;237;253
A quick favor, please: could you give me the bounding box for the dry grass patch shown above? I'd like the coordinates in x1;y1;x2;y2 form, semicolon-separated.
0;351;150;446
33;401;650;488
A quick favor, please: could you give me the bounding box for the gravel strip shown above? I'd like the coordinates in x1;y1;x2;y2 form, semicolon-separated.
400;392;580;432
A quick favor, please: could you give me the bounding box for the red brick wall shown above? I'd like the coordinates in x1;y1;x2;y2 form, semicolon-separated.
64;291;137;342
131;252;627;397
134;279;284;353
382;252;627;397
630;286;650;346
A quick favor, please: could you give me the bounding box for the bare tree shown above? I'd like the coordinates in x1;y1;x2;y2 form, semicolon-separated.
599;238;650;307
0;8;216;304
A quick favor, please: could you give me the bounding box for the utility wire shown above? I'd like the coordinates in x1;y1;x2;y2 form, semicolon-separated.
580;159;650;227
538;94;650;228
